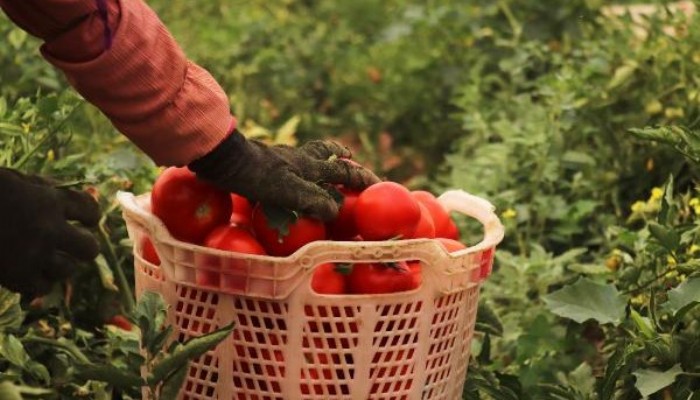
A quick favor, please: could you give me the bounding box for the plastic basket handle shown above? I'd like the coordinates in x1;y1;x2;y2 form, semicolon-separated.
117;191;171;240
437;189;505;252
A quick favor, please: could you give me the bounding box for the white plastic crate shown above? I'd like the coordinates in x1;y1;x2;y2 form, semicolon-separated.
118;190;504;400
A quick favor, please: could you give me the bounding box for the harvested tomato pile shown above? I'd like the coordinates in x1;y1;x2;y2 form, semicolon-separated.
143;166;468;295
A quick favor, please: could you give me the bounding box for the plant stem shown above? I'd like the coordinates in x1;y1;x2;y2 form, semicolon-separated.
22;336;91;364
99;201;136;313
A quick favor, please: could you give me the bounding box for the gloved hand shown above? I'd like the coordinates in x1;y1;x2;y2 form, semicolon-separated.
0;168;100;297
189;131;381;221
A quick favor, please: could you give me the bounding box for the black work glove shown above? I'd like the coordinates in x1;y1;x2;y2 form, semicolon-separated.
189;131;381;221
0;168;100;297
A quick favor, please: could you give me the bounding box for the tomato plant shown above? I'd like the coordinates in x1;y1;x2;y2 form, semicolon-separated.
151;167;232;244
347;262;419;294
354;182;421;240
310;263;348;294
252;205;327;257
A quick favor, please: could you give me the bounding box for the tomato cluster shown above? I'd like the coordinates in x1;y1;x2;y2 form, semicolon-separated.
144;166;466;294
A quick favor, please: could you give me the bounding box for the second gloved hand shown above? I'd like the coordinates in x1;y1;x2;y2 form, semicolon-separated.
189;131;381;221
0;168;100;297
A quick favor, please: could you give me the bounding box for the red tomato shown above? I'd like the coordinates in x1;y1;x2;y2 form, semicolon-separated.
106;315;132;331
354;182;421;241
411;190;454;239
151;167;232;244
442;217;460;240
437;237;467;253
347;262;419;294
409;203;436;239
140;236;161;265
311;263;348;294
199;224;266;288
203;224;267;255
407;261;422;289
252;206;327;257
327;187;361;240
230;193;253;227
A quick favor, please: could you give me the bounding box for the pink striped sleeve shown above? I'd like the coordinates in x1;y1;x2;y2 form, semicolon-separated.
0;0;235;166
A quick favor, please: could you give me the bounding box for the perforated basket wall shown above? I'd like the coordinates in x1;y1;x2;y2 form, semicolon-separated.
120;190;504;400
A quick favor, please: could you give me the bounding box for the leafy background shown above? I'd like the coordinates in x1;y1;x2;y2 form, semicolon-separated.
2;0;700;398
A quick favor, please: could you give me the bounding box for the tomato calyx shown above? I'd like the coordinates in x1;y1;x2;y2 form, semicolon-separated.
195;203;211;219
385;261;410;273
334;262;353;275
261;203;299;241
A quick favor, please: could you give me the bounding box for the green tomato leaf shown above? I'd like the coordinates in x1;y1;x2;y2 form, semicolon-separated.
75;364;144;389
606;61;638;90
7;29;27;50
0;288;23;332
475;302;503;337
648;222;680;251
159;363;189;400
0;381;23;400
131;291;168;357
543;277;626;325
658;175;674;225
0;334;30;366
599;344;642;400
633;364;683;398
630;309;654;340
25;361;51;384
663;277;700;315
149;323;233;384
561;150;597;167
95;255;119;292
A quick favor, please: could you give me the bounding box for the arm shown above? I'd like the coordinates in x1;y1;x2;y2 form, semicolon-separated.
0;0;234;166
1;0;379;221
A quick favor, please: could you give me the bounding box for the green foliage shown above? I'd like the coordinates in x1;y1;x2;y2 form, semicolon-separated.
0;287;232;399
3;0;700;398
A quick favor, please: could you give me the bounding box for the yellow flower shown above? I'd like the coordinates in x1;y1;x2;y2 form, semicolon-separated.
667;255;677;267
501;208;517;219
649;187;663;201
645;100;663;115
605;255;621;271
46;149;55;162
631;201;646;213
631;294;648;306
21;123;31;134
665;107;685;119
689;198;700;215
689;244;700;254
